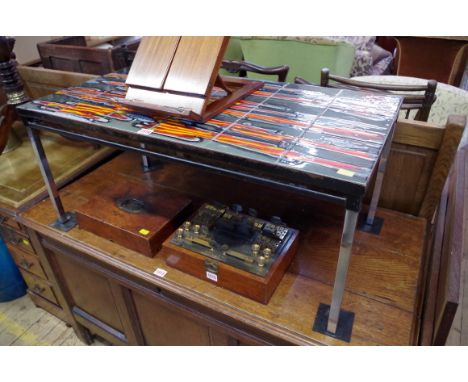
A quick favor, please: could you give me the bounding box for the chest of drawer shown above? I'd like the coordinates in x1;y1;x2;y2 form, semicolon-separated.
0;224;34;254
19;269;58;305
9;245;47;279
0;215;23;232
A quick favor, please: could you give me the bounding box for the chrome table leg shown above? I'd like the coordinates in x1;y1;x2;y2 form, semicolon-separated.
27;126;76;231
141;154;152;171
327;208;359;334
140;143;162;172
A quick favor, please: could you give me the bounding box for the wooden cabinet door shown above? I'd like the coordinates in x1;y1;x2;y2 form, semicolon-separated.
42;241;131;344
132;290;232;345
54;254;124;331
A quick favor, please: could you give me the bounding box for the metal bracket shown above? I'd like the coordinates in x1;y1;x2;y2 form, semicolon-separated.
204;259;219;274
313;303;355;342
50;212;77;232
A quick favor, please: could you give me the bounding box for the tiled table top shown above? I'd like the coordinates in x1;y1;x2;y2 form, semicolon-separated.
17;74;401;198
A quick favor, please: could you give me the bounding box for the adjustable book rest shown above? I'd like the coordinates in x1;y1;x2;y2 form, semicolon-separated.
121;36;263;122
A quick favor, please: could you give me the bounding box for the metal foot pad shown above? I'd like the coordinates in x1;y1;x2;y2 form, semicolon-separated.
312;303;355;342
50;212;77;232
358;214;384;235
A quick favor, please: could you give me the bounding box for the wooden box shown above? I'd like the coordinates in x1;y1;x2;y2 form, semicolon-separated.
75;180;191;257
160;210;299;304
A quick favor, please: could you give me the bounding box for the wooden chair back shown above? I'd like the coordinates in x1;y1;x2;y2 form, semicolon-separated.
221;60;289;82
378;116;466;221
321;68;438;122
295;68;438;122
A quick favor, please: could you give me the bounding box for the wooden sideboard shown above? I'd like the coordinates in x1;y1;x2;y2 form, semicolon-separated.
18;152;428;345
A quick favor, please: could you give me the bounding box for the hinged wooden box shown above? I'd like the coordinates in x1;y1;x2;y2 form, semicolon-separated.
75;180;192;257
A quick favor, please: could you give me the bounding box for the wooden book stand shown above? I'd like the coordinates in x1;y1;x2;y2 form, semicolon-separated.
121;36;263;122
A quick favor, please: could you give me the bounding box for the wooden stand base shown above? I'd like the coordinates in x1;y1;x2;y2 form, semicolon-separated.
75;180;192;257
160;229;299;304
121;77;263;123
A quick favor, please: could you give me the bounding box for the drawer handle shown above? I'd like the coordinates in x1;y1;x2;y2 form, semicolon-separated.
20;260;33;270
10;237;21;246
32;285;46;294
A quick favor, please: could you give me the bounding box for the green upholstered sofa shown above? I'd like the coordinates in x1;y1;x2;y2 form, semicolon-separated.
235;37;355;83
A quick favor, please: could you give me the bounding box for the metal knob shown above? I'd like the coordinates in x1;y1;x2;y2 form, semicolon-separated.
251;243;260;257
184;221;191;230
258;256;266;267
263;248;272;259
20;260;32;270
177;228;184;239
194;224;200;234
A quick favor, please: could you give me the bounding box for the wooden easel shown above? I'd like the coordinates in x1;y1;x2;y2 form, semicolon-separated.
121;36;263;122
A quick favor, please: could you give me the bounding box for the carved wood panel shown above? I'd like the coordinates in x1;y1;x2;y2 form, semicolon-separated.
378;143;438;215
50;252;126;334
132;290;230;345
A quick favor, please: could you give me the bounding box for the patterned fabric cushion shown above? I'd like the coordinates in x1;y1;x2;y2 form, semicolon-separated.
352;75;468;124
351;50;373;77
371;56;393;75
329;36;376;51
328;36;377;77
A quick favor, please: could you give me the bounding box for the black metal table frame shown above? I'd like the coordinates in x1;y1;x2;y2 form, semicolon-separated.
23;117;396;342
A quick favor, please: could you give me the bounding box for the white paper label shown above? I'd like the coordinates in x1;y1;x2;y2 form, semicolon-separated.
153;268;168;278
137;128;153;136
206;271;218;282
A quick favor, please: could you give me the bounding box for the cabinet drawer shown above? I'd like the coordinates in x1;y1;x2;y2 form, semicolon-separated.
0;224;34;254
19;269;58;305
9;245;47;279
0;215;22;232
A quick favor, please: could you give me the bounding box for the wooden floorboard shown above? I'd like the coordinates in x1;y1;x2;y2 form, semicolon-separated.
0;296;84;346
0;296;47;345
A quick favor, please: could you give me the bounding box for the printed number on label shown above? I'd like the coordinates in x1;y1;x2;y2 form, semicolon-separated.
137;128;153;136
206;271;218;282
153;268;168;278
